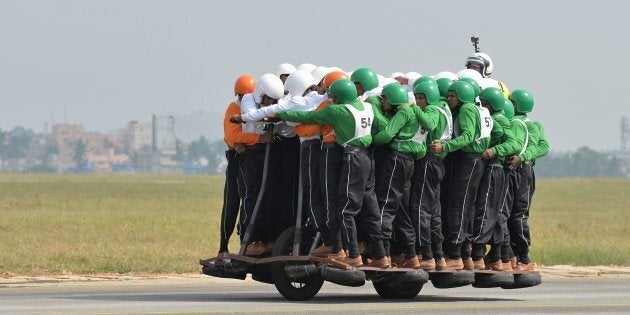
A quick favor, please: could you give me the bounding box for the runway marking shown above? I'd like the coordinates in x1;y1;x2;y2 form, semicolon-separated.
67;303;630;315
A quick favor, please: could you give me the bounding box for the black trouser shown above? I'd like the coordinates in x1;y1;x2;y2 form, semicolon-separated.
337;146;385;259
299;139;328;243
500;167;518;262
440;154;455;226
509;162;534;263
443;151;486;259
391;194;412;256
376;150;416;258
471;162;506;261
241;143;274;243
410;154;445;260
219;149;241;253
270;136;300;239
320;142;344;251
372;145;390;184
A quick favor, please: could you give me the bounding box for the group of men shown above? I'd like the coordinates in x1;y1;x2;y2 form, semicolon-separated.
220;52;549;273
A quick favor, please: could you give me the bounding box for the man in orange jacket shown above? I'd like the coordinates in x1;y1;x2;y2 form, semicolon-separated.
220;74;272;255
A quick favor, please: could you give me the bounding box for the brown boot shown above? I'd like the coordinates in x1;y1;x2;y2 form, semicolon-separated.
390;254;405;267
263;241;274;254
445;258;464;270
364;256;390;268
473;258;486;270
401;256;421;268
516;262;535;271
341;255;363;267
502;260;514;271
485;260;504;271
310;245;332;257
463;257;474;270
510;256;518;269
419;258;436;270
435;257;447;270
328;250;347;260
244;242;267;256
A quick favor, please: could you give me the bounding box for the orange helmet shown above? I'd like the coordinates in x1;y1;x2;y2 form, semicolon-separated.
234;74;257;95
322;70;349;89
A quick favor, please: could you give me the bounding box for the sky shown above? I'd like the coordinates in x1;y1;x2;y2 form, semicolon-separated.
1;0;629;151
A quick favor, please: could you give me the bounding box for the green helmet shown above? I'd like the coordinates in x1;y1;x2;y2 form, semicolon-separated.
436;78;453;99
350;67;379;92
413;82;440;105
509;89;534;113
479;87;506;111
382;83;409;106
412;76;437;89
328;79;358;104
448;81;475;103
503;99;515;119
458;77;480;98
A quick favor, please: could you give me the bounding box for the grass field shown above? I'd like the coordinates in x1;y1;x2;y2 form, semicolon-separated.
1;174;629;275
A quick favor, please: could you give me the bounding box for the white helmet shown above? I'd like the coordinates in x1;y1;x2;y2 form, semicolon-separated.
310;66;330;84
376;74;386;87
456;68;483;82
367;78;397;97
389;72;405;79
275;63;296;77
433;71;458;81
406;72;421;79
478;77;501;90
285;70;316;97
254;73;285;103
465;52;494;78
380;78;398;87
405;72;422;88
296;63;317;73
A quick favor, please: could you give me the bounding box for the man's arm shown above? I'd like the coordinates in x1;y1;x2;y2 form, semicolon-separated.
533;122;550;159
277;104;338;125
490;116;522;157
416;105;440;132
520;121;540;161
373;108;410;145
442;105;477;154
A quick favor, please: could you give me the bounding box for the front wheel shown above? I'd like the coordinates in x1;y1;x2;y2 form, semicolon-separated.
372;272;426;299
271;227;324;301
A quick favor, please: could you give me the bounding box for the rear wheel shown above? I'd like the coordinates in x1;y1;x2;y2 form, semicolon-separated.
271;227;324;301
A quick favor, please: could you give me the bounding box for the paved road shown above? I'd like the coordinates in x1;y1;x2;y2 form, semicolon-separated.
2;276;630;314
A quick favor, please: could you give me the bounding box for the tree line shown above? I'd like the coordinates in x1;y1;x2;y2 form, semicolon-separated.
1;126;628;177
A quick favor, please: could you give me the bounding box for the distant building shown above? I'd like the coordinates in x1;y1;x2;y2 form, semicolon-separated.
120;121;153;152
52;123;130;172
85;148;131;173
52;124;84;170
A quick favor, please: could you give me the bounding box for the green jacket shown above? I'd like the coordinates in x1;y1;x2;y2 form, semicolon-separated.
488;110;522;163
533;121;550;159
512;114;539;162
373;104;425;158
521;120;550;162
277;101;372;147
365;95;389;136
443;103;490;154
414;101;451;158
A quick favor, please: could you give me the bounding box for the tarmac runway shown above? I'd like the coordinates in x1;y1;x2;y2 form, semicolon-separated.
2;276;630;314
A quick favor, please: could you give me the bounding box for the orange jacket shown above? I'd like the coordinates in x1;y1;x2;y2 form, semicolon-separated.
293;123;321;139
224;101;259;148
317;100;336;143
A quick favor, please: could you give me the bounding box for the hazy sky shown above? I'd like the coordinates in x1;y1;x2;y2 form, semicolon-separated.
1;0;628;151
